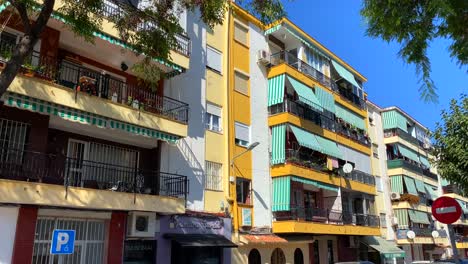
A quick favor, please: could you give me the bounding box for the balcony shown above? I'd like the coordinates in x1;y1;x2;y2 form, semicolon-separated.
331;83;366;109
347;170;376;186
396;228;443;239
384;128;419;146
0;41;189;124
274;207;379;228
387;159;438;181
285;149;328;172
270;50;332;88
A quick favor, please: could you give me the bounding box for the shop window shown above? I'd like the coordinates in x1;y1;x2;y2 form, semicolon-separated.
294;248;304;264
248;248;261;264
123;240;156;264
271;248;286;264
236;178;251;204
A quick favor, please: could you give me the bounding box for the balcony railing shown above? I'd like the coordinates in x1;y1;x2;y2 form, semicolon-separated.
387;159;438;181
384;128;419;146
101;0;191;56
347;169;376;186
269;99;370;147
331;83;366;109
396;228;438;239
270;50;332;88
0;148;189;199
0;38;189;124
285;149;327;172
273;207;380;227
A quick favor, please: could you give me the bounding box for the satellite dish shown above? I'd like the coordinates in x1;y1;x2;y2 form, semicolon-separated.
343;163;353;174
407;230;416;239
432;231;440;238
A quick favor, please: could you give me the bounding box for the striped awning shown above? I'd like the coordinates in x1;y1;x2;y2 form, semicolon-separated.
414;178;426;193
419;156;430;168
398;145;420;163
271;125;286;165
264;24;282;35
286;76;323;112
289;125;322;153
292;176;339;192
382;110;408;132
314;135;343;159
390;175;404;194
4;92;179;143
394;209;409;229
408;210;431;225
425;184;438;200
403;176;418;195
456;200;468;214
272;176;291;211
314;86;336;114
331;60;361;88
335;103;366;130
268;75;286;106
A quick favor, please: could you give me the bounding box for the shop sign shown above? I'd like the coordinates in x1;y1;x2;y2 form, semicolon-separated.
169;215;224;232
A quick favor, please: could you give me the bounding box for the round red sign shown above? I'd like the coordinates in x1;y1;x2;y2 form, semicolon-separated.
431;196;462;224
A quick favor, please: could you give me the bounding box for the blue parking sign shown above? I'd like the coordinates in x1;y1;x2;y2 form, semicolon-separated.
50;229;75;255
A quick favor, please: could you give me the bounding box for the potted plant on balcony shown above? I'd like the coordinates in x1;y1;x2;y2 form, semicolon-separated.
22;62;38;77
0;49;11;69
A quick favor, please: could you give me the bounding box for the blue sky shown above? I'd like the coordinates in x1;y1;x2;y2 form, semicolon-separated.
282;0;467;130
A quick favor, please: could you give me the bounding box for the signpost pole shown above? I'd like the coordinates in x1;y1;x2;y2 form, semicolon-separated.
447;224;460;264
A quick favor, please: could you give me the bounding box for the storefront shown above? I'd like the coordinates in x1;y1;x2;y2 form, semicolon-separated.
360;236;405;264
157;214;236;264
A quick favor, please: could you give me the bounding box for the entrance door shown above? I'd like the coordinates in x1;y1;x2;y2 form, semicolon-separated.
66;139;89;187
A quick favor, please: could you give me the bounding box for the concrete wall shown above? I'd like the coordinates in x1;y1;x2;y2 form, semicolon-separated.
232;243;309;264
249;20;272;228
0;206;18;264
161;9;207;211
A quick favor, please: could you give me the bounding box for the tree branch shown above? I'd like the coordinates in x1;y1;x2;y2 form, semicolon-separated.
31;0;55;37
8;0;32;33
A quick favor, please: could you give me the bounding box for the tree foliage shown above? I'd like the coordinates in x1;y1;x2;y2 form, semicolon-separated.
361;0;468;102
0;0;285;96
432;94;468;195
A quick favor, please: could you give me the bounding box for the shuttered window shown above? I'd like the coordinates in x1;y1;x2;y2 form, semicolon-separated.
235;122;250;147
206;46;222;73
205;103;222;132
205;161;222;191
234;21;249;46
234;71;249;95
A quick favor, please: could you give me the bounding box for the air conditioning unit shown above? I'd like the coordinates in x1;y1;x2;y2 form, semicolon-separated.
349;236;359;248
257;49;270;65
127;212;158;238
390;192;401;201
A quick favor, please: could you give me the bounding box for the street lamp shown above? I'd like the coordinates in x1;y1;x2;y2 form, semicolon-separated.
230;142;260;166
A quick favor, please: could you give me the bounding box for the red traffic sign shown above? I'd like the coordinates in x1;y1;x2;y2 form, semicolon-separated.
431;196;462;224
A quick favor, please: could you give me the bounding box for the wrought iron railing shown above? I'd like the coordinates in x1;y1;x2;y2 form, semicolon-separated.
335;122;371;146
347;169;376;186
285;149;327;172
0;148;189;199
270;50;332;88
331;83;366;109
387;159;438;181
396;228;436;239
273;206;380;227
384;128;419;145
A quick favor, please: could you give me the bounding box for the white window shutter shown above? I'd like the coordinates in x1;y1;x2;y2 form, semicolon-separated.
235;122;249;142
207;46;222;73
206;103;222;117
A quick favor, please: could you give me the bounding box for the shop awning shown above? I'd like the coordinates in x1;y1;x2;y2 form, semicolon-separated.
286;76;323;112
403;176;418;195
425;184;438;200
164;234;238;248
361;236;405;259
398;145;420;163
289;125;322;153
419;156;431;168
331;60;361;88
335;103;366;130
268;75;286;106
314;86;336;114
314;134;344;159
408;210;431;225
456;200;468;214
240;234;288;244
271;125;286;165
390;176;404;194
382;110;408;132
414;178;426;193
292;176;339;192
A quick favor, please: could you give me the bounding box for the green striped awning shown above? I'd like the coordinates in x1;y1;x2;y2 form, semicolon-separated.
331;60;361;88
335;103;366;130
289;125;322;153
286;76;323;112
414;178;426;193
456;200;468;214
408;210;430;225
441;178;450;186
4;92;180;143
271;125;286;165
394;209;409;229
314;86;336;114
419;156;430;168
283;27;330;60
272;176;291;211
314;135;343;159
264;24;282;35
0;3;9;13
398;145;420;163
382;110;408;132
292;176;339;192
268;75;286;106
425;184;438;200
361;236;406;259
403;176;418;195
390;175;404;194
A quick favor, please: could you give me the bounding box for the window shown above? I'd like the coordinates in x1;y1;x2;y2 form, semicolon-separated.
205;161;222;191
372;143;379;158
234;70;249;95
248;249;261;264
271;248;286;264
313;241;319;264
235;122;250;147
206;46;222;73
380;213;387;227
234;21;249;46
205;103;222;132
375;176;383;192
0;118;29;163
236;178;251;204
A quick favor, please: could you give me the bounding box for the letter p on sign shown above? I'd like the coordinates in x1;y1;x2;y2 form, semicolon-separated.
51;229;75;255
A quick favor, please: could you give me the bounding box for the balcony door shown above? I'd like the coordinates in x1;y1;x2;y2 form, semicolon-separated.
66;139;89;187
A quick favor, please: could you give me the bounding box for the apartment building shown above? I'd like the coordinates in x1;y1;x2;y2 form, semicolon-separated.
0;1;193;263
379;106;451;262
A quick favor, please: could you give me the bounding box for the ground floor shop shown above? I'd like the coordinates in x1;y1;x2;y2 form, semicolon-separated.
401;244;450;263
